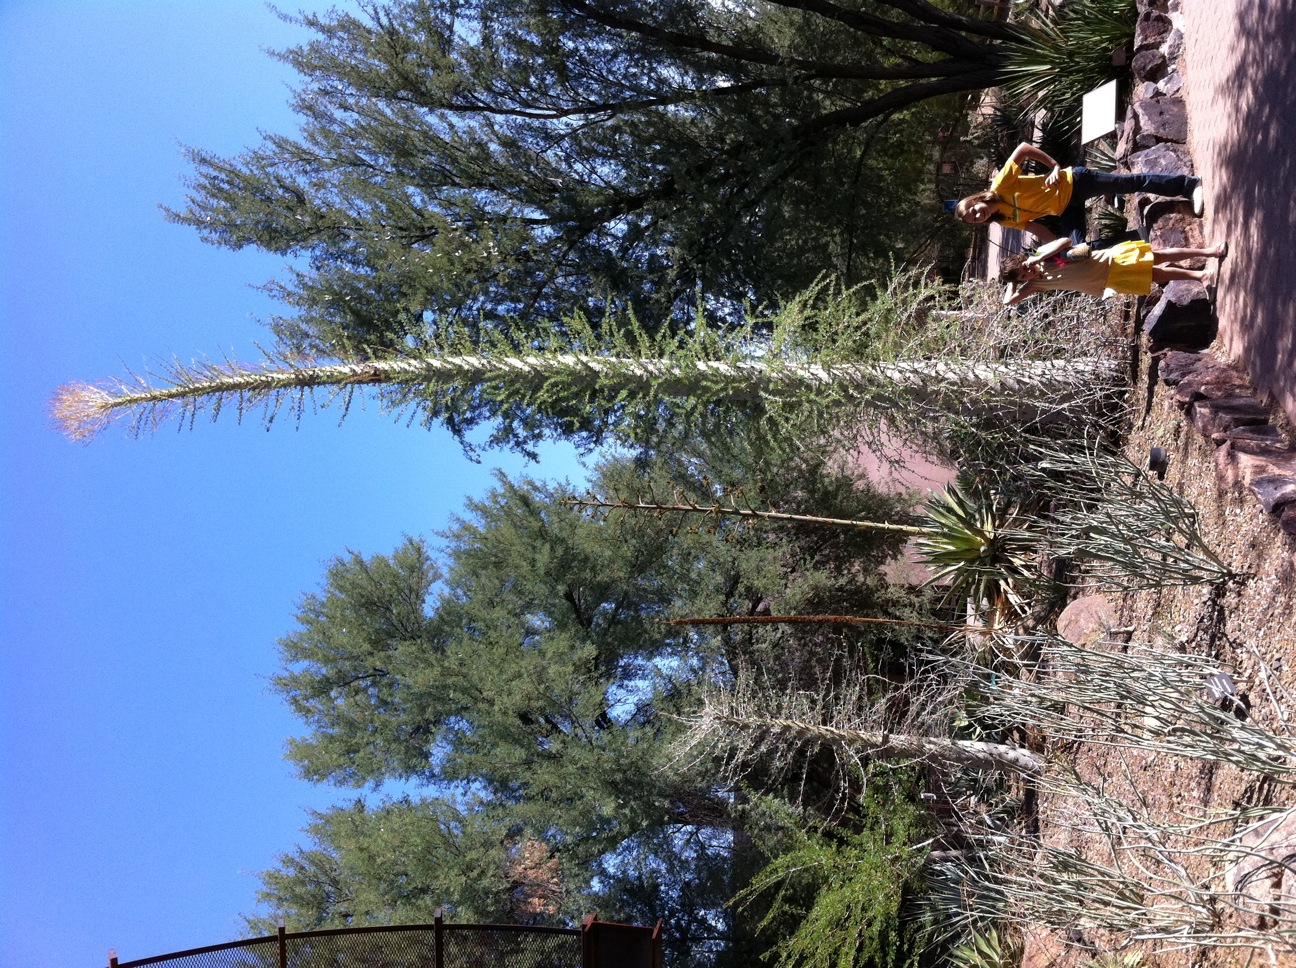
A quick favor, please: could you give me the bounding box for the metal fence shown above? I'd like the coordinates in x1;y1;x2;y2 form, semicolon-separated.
108;914;662;968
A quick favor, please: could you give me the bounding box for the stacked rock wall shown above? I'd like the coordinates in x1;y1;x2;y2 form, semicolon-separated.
1121;0;1296;537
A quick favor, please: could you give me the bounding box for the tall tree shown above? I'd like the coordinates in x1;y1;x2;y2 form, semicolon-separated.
253;451;934;965
165;0;1023;352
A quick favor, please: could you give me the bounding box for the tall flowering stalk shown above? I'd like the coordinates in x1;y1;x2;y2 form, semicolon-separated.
52;348;1118;443
51;272;1122;449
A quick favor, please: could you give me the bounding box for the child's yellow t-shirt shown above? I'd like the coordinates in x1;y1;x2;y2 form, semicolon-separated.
989;160;1075;229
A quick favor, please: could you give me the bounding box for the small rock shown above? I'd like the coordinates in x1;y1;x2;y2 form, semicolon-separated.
1056;594;1124;646
1132;48;1168;83
1158;71;1184;97
1280;504;1296;537
1116;114;1138;162
1226;807;1296;930
1136;8;1173;50
1140;198;1203;251
1163;27;1184;64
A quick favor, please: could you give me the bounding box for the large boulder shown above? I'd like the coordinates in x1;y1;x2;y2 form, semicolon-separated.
1250;476;1296;515
1167;356;1249;405
1134;96;1188;146
1210;424;1290;452
1145;280;1216;350
1192;396;1273;437
1215;442;1296;489
1226;807;1296;930
1128;141;1193;177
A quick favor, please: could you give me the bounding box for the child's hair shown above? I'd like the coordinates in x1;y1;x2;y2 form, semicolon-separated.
999;253;1030;283
954;190;1004;223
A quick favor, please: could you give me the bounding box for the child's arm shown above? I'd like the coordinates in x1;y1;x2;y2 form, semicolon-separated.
1025;238;1072;264
1006;142;1064;186
1022;220;1058;243
1003;280;1036;306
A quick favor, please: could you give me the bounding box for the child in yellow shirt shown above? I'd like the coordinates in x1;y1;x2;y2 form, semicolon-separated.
957;142;1203;244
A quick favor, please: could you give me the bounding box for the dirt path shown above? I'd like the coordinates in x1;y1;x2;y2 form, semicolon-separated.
1181;0;1296;428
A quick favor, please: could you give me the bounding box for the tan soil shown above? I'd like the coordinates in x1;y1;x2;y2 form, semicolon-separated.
1024;319;1296;968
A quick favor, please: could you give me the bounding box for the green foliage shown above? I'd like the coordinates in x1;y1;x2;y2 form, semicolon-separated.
247;798;548;931
165;0;1018;357
1001;0;1137;136
257;448;935;965
1084;954;1144;968
947;929;1016;968
1020;443;1238;589
913;480;1038;620
737;780;931;968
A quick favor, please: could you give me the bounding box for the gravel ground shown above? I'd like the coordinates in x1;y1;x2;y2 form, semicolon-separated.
1023;326;1296;968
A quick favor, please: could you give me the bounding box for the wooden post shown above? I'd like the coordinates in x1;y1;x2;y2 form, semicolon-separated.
108;949;118;968
580;914;597;968
433;907;444;968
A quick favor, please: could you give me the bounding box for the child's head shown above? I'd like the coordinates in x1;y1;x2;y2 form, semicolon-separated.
999;253;1031;283
955;191;1002;225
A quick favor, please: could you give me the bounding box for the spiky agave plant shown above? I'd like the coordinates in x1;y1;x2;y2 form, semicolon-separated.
912;481;1038;627
948;929;1017;968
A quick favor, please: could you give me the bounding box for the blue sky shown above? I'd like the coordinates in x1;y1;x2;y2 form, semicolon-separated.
0;4;582;966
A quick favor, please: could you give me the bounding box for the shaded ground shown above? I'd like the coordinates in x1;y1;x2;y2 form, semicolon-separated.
1181;0;1296;428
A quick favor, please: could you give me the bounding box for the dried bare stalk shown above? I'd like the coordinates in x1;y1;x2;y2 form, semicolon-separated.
661;614;974;633
962;635;1296;778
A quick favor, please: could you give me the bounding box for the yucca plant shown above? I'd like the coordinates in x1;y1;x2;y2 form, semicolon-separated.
1001;0;1138;134
913;481;1039;626
948;928;1017;968
1085;954;1145;968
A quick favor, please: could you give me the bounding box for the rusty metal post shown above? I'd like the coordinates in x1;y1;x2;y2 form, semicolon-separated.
433;907;444;968
580;914;597;968
277;920;286;968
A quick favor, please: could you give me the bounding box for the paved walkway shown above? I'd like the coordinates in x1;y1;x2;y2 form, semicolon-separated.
1181;1;1296;427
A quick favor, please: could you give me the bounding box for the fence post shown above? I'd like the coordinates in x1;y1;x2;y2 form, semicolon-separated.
108;949;118;968
651;920;663;968
434;907;444;968
580;914;597;968
277;919;286;968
